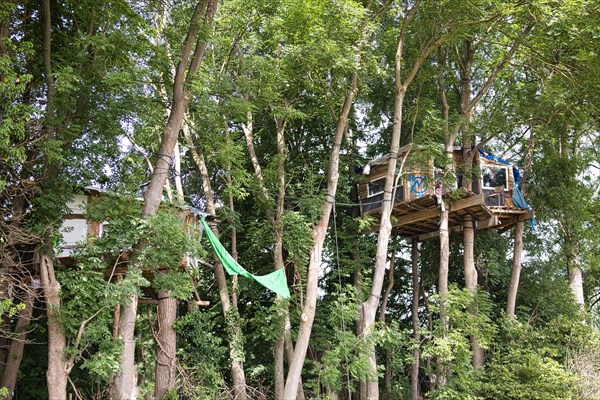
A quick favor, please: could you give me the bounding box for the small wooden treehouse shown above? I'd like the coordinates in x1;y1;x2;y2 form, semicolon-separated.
56;187;207;303
358;144;534;240
58;187;201;267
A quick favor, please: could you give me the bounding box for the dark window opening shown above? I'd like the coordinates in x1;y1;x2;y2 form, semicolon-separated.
482;164;508;189
368;178;385;197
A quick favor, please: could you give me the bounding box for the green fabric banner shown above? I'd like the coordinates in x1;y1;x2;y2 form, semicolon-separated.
200;217;290;299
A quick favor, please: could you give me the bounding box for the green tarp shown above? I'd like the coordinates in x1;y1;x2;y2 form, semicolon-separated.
200;217;290;299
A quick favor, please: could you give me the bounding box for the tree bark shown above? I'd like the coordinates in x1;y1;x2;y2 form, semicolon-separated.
360;1;454;396
437;208;449;389
273;117;288;400
284;333;306;400
363;29;405;400
463;218;484;367
110;294;139;400
40;254;69;400
506;221;524;318
438;209;449;327
111;2;216;398
506;129;534;318
379;249;395;396
173;141;185;204
410;237;420;400
1;286;35;400
282;72;358;400
274;335;285;400
155;291;177;400
568;256;585;307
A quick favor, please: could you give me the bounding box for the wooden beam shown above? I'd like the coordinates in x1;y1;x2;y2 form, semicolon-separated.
417;225;463;242
139;298;159;305
448;194;485;213
518;210;535;221
392;207;440;228
139;298;210;307
475;216;500;230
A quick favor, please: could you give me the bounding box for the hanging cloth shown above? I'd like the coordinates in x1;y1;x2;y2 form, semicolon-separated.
200;217;290;299
512;185;536;230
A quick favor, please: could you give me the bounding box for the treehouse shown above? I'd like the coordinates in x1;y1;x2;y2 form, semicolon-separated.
55;187;208;304
358;144;534;240
58;187;202;266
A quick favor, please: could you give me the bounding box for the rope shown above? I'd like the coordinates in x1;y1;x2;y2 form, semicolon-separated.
332;202;352;399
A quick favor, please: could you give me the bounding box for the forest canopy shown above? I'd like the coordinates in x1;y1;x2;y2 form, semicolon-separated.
0;0;599;399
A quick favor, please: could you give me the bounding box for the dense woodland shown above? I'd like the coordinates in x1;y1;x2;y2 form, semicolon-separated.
1;0;599;399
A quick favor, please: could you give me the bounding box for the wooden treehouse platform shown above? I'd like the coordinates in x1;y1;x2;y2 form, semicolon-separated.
365;189;533;241
358;145;534;240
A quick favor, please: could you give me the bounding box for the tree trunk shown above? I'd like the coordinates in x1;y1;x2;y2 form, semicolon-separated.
1;287;35;400
438;208;449;327
568;259;585;307
282;72;358;400
40;254;69;400
201;177;248;400
422;287;435;391
506;221;524;318
361;58;405;400
437;208;449;389
110;295;139;400
273;117;288;400
111;2;216;397
155;290;177;400
410;238;420;400
173;141;185;204
380;249;395;396
360;3;435;396
463;218;484;367
274;335;285;400
284;328;306;400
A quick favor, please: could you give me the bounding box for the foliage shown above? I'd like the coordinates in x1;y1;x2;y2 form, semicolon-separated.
174;309;227;398
2;0;599;398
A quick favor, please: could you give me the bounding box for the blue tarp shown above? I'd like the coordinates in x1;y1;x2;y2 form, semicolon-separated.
478;148;523;186
478;148;535;229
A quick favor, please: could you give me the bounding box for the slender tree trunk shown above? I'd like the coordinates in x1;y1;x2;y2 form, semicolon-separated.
1;287;35;400
155;290;177;400
410;238;420;400
422;287;435;390
284;329;306;400
173;141;185;204
507;128;534;318
379;249;395;396
224;119;239;309
282;72;358;400
437;207;449;389
568;254;585;307
438;210;449;318
40;2;69;396
463;217;484;367
362;49;405;400
274;335;285;400
110;295;139;400
40;254;69;400
360;2;448;396
273;117;288;400
506;221;524;318
200;160;248;400
111;3;216;398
